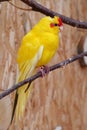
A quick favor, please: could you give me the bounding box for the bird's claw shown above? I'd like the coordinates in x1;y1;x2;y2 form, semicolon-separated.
39;65;50;77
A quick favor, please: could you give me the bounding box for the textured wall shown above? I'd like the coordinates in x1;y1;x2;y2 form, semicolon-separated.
0;0;87;130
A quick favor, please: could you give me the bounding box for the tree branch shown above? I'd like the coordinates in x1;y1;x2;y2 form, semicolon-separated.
20;0;87;29
0;0;87;29
0;0;7;1
0;51;87;100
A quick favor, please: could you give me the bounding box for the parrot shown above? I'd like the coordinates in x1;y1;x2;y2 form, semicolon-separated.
11;16;63;124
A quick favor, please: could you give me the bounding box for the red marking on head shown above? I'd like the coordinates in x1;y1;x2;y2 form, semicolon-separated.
58;18;63;26
50;23;55;28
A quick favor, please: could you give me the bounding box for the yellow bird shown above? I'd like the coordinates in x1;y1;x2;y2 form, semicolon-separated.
11;16;63;123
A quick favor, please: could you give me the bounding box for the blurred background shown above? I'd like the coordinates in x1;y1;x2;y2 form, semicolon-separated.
0;0;87;130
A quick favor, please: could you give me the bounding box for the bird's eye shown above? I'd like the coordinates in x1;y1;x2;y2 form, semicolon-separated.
50;23;58;28
54;23;58;26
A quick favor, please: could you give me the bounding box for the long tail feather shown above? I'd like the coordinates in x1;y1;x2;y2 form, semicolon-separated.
10;46;44;124
10;92;18;124
15;83;32;121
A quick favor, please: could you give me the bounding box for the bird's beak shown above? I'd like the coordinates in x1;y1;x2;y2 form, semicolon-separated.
59;25;63;31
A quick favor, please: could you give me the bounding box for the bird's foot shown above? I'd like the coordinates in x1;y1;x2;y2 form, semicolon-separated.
39;65;50;77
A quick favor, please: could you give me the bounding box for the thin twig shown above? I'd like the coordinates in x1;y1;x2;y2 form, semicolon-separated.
9;1;32;11
0;51;87;100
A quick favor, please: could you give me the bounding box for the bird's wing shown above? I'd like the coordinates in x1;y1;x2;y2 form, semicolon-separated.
11;45;44;123
17;45;44;83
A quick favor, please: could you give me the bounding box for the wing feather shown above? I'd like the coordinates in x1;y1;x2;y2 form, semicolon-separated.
14;45;44;121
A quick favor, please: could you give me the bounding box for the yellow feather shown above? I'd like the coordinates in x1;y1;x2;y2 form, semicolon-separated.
11;16;62;123
15;46;44;121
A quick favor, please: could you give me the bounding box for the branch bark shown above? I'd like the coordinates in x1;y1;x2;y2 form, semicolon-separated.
0;0;87;29
0;51;87;100
20;0;87;29
0;0;8;2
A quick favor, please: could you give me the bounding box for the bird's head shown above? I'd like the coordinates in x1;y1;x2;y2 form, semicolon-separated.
37;16;63;34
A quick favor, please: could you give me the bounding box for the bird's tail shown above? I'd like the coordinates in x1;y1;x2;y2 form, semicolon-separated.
8;79;32;129
15;82;32;122
10;91;18;124
10;83;32;127
10;46;44;125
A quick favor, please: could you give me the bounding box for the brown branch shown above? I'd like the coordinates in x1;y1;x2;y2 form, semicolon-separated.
0;0;87;29
0;0;8;2
20;0;87;29
0;51;87;100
